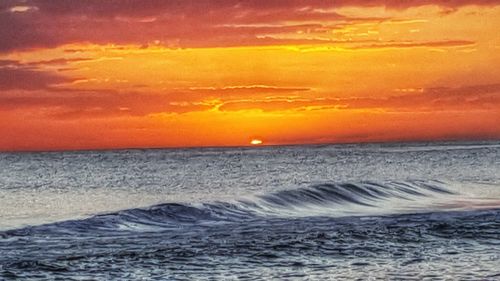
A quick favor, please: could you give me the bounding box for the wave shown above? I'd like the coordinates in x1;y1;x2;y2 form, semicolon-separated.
2;180;499;281
6;179;485;236
260;180;453;207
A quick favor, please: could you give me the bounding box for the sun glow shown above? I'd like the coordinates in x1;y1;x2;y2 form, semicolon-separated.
250;139;263;145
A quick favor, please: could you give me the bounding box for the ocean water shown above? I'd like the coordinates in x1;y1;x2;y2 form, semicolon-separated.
0;141;499;280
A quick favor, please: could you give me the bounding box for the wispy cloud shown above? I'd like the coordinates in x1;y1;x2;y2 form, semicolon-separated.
217;84;500;112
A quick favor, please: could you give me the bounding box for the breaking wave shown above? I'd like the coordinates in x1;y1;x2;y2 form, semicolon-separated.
5;180;485;235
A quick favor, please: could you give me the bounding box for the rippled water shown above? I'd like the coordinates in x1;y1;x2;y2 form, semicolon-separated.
1;141;499;280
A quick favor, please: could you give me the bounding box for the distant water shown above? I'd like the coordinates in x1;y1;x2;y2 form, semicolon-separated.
1;141;499;280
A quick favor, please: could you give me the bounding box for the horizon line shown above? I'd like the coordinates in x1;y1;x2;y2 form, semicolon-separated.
2;137;499;154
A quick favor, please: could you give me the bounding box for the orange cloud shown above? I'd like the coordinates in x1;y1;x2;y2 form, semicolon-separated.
216;84;500;112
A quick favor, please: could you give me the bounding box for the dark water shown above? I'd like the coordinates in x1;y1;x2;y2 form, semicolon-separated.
1;141;500;280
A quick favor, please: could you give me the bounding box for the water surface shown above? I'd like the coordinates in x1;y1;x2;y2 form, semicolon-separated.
1;141;499;279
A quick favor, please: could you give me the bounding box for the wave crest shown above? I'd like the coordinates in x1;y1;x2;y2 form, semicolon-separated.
3;180;464;235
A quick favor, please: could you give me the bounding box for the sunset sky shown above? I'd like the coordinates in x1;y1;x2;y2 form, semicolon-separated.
1;0;500;151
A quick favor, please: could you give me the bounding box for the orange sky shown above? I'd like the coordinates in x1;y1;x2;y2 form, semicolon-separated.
1;1;500;151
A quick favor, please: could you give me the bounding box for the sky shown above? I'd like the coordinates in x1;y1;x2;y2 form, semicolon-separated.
1;0;500;151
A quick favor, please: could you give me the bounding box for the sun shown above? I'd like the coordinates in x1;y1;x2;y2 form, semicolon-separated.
250;139;263;145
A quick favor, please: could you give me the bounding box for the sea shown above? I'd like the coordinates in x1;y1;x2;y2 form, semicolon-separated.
0;141;499;280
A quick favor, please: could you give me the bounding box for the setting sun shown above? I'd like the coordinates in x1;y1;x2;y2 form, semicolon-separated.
250;139;263;145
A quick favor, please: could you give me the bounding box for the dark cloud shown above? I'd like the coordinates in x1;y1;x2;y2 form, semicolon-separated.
1;0;496;52
0;60;72;90
22;1;500;17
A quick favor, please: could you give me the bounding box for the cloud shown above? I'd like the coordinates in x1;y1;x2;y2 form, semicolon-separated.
0;85;313;118
186;85;311;97
1;0;496;52
0;60;72;90
216;83;500;112
349;40;476;50
1;2;392;50
24;57;93;66
0;82;314;118
16;1;500;18
0;89;212;118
